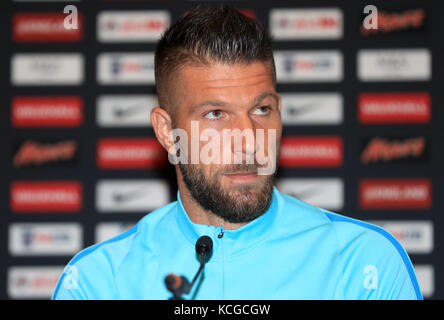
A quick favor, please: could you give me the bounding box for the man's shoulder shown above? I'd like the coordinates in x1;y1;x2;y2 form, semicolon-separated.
322;210;422;299
68;201;178;267
277;191;331;227
278;191;411;261
319;209;421;297
321;209;404;254
52;201;179;299
52;224;140;299
278;190;401;251
278;192;421;299
72;224;139;268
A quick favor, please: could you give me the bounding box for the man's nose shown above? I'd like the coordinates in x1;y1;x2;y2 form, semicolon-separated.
231;114;257;156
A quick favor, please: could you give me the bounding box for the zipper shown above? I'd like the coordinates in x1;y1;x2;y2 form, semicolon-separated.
216;226;225;299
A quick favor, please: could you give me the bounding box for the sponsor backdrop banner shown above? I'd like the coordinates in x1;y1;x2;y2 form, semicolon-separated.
1;0;443;299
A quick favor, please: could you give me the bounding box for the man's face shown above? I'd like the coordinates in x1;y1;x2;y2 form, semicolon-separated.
168;61;282;223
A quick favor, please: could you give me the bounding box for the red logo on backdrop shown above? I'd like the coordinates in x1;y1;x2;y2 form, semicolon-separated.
360;8;426;35
97;138;167;169
13;140;78;168
361;136;426;164
359;178;432;209
111;19;167;33
279;15;339;30
279;136;343;167
11;96;83;128
10;181;82;213
358;92;431;124
12;12;83;42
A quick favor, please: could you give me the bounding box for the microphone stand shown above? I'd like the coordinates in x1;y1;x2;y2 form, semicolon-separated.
166;249;205;300
188;250;205;291
165;235;213;300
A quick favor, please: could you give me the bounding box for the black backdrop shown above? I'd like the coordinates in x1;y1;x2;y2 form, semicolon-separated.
1;0;443;300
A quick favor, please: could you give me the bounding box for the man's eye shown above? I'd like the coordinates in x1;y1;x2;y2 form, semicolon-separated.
253;106;271;115
204;110;223;120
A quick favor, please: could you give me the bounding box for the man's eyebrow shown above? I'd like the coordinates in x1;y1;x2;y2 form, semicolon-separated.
254;91;279;105
192;99;228;110
192;91;278;111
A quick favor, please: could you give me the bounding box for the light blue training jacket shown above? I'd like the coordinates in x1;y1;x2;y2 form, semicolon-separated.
52;187;422;300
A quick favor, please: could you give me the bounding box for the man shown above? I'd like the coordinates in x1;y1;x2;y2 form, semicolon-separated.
52;5;422;300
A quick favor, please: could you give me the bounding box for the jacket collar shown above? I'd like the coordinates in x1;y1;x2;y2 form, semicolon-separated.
173;186;281;258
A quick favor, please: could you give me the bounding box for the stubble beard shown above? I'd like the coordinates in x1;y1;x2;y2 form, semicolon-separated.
179;162;277;224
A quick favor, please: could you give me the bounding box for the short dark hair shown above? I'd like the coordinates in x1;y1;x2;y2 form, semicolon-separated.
154;4;276;113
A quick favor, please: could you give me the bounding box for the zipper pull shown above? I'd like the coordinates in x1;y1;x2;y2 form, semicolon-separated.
217;230;224;239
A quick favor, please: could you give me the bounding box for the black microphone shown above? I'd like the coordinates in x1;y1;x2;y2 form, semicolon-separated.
196;235;213;259
164;235;213;300
190;235;213;288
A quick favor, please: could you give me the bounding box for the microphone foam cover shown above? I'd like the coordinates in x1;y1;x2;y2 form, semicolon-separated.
196;235;213;255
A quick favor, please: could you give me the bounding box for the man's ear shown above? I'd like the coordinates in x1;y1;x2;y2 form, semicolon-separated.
150;107;175;152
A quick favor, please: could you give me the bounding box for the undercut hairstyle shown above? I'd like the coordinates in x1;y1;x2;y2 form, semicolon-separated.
154;4;276;116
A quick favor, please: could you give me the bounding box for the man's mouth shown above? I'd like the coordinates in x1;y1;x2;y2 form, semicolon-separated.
223;171;259;182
